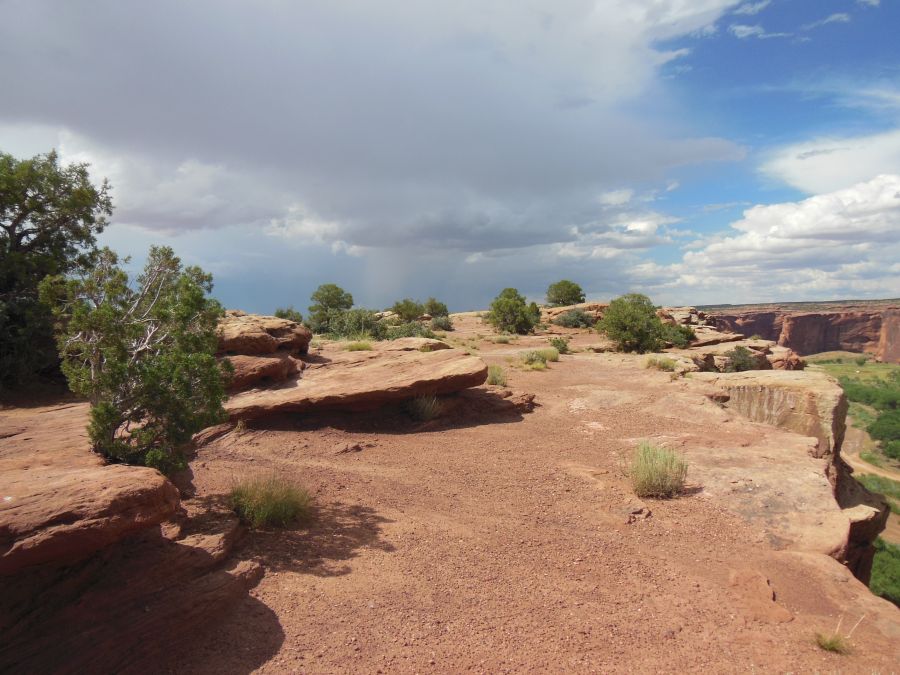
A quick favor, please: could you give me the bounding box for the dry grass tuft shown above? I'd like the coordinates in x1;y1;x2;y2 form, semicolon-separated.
230;474;311;528
645;356;677;372
487;364;507;386
345;341;373;351
630;442;688;498
407;394;443;421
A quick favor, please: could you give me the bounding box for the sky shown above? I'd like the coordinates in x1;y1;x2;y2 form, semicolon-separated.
1;0;899;312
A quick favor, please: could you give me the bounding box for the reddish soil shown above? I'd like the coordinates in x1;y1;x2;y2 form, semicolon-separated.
149;315;898;673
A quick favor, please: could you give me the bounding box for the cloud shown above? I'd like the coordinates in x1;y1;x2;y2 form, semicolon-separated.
857;0;879;6
650;175;900;303
761;128;900;193
728;24;792;39
0;0;743;261
801;13;851;31
733;1;771;16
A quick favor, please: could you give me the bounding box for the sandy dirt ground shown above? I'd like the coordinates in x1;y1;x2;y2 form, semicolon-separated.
148;315;899;673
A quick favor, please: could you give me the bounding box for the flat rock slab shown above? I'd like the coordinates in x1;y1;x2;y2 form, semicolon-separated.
217;310;311;355
226;348;488;419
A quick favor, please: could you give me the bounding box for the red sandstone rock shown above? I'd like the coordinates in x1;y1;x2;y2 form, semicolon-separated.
217;310;312;355
224;352;302;392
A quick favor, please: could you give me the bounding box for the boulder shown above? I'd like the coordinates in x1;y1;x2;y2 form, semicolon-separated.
375;337;450;352
223;352;302;392
0;403;180;576
217;310;312;355
226;348;488;419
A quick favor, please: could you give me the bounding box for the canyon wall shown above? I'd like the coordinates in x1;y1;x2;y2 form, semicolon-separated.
710;305;900;362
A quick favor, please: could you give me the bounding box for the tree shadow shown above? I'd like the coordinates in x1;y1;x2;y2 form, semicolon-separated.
241;501;395;577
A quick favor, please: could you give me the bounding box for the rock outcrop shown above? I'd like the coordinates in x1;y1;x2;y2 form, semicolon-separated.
218;310;312;356
217;311;313;392
710;304;900;362
226;348;489;419
0;404;179;576
691;370;889;581
0;403;262;673
667;336;805;373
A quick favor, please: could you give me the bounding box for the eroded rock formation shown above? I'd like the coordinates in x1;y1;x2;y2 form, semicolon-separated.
691;370;889;581
710;304;900;362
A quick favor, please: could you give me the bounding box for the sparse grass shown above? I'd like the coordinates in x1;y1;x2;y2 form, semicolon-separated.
310;337;324;350
535;347;559;362
494;335;511;344
645;355;676;372
549;336;570;354
860;450;885;468
815;633;850;654
345;340;373;351
855;474;900;513
848;401;877;429
871;537;900;606
406;394;442;421
230;474;311;528
814;614;866;654
630;442;688;499
520;349;555;370
234;419;248;434
487;364;507;386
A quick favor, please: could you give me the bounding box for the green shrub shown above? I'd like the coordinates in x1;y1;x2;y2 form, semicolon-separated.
724;346;757;372
553;308;594;328
274;306;303;323
391;298;425;322
549;337;570;354
308;283;353;333
869;410;900;443
345;341;372;351
871;537;900;606
385;321;436;340
487;288;540;335
230;474;311;528
42;247;228;472
630;442;688;498
645;356;676;372
406;394;442;421
749;334;763;340
883;439;900;460
546;279;585;306
487;365;507;386
430;315;453;331
855;474;900;513
661;323;695;348
423;297;449;317
328;308;385;340
815;632;850;655
596;294;665;354
855;356;868;366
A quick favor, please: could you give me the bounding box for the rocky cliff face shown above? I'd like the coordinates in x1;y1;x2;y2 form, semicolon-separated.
711;306;900;362
692;370;889;582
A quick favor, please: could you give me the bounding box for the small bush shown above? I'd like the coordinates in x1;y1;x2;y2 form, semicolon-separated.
553;308;594;328
385;321;436;340
487;288;540;335
549;336;570;354
855;356;868;366
724;346;756;372
430;315;453;331
596;293;665;353
630;442;687;498
274;306;303;323
487;364;507;386
661;323;695;348
423;297;449;317
494;335;511;344
345;341;372;351
391;298;425;322
230;475;311;528
327;308;385;340
406;394;442;421
749;334;763;340
645;356;676;372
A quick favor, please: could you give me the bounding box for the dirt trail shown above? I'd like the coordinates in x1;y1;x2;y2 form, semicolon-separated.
156;319;898;673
